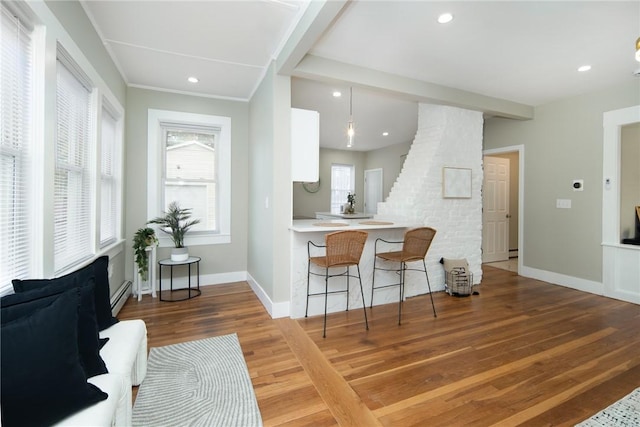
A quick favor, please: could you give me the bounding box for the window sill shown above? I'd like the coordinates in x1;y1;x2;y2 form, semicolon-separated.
157;234;230;247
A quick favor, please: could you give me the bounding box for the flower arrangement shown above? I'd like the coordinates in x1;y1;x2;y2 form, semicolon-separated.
345;192;356;214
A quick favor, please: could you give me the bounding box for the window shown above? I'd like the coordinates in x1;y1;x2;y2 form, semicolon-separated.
148;110;231;246
99;104;120;247
54;47;94;272
0;5;34;292
331;164;354;213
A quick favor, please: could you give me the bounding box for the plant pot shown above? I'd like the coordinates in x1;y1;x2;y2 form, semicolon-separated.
171;247;189;262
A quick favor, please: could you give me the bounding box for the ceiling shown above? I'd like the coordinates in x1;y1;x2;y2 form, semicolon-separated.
81;0;640;151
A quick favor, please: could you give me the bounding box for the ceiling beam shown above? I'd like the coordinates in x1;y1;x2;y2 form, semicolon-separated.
293;55;534;120
276;0;349;76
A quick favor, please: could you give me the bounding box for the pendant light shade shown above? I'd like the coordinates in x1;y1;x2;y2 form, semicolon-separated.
347;87;354;148
636;37;640;62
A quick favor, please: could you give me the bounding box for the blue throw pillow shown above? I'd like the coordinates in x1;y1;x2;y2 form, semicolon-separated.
1;283;108;378
0;290;108;427
12;255;118;331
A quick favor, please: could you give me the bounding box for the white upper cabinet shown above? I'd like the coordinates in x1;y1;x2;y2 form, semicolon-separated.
291;108;319;182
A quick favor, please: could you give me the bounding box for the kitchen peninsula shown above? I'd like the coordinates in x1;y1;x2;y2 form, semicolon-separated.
290;218;424;319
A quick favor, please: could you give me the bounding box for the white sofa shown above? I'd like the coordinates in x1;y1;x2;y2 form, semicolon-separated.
54;319;148;427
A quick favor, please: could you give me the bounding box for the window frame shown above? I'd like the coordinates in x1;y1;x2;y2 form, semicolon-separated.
330;163;355;214
54;45;96;273
0;3;37;294
147;109;231;246
98;100;123;248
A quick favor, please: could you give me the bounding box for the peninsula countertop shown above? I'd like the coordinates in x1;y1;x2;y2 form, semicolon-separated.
290;218;417;233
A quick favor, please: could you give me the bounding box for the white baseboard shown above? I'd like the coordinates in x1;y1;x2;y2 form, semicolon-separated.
153;271;247;292
519;265;603;295
151;269;290;318
246;273;290;318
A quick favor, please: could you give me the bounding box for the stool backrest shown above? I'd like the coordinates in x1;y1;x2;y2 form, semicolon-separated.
402;227;437;261
325;230;368;267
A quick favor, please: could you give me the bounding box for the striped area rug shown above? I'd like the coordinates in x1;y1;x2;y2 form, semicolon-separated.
133;333;262;427
576;387;640;426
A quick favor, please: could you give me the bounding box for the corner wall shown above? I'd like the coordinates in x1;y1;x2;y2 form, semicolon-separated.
378;104;484;290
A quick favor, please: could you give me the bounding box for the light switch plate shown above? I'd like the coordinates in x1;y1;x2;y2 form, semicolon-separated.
556;199;572;209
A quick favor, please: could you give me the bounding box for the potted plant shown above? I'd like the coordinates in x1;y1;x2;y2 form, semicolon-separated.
148;201;200;262
345;192;356;214
133;227;158;281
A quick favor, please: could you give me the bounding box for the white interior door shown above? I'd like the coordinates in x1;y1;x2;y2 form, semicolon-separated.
364;168;383;214
483;156;510;263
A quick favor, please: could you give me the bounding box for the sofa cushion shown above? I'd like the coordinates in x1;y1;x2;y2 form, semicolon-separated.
1;283;108;378
100;319;148;386
12;255;118;331
53;373;130;427
0;290;108;427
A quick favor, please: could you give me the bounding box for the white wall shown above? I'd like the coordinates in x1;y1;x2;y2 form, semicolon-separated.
484;80;640;287
125;88;250;285
247;62;292;317
378;104;484;290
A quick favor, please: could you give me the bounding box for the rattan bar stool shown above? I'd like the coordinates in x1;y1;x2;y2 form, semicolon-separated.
306;230;370;338
371;227;437;325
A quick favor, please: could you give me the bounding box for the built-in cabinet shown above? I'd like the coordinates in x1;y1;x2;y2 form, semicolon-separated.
291;108;319;182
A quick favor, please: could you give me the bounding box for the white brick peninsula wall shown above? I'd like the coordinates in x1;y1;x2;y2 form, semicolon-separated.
377;104;484;294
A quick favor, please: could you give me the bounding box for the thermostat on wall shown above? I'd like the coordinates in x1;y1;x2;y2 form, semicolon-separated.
572;179;584;191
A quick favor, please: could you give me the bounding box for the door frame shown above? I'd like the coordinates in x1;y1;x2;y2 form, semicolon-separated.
483;145;524;274
364;168;383;215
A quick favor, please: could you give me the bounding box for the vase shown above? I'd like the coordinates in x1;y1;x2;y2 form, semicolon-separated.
171;247;189;262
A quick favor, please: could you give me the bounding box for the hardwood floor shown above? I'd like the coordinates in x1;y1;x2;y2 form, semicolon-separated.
118;266;640;426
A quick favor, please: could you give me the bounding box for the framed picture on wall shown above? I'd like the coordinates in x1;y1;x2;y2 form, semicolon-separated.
443;167;472;198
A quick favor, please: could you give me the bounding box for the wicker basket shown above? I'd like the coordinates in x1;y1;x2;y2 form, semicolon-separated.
445;267;474;297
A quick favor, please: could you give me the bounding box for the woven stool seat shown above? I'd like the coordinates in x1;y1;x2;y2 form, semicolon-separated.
371;227;437;324
306;230;369;338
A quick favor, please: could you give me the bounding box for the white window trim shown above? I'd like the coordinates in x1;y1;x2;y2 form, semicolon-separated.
147;109;231;246
331;163;355;213
98;98;124;248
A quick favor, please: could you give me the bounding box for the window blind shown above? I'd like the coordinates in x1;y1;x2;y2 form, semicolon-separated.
100;106;117;246
330;164;354;213
54;57;93;272
0;5;33;292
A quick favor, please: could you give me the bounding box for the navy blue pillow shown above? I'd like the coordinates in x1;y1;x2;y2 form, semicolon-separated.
0;290;108;427
12;256;118;331
1;284;108;378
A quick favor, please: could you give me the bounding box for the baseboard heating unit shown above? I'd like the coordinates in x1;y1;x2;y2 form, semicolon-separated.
111;280;132;316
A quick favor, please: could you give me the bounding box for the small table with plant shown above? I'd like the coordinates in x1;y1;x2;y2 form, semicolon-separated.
158;256;201;302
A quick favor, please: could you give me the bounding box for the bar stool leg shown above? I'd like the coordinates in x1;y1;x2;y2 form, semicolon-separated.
424;259;437;318
345;266;350;312
356;264;369;331
398;262;405;325
323;268;329;338
370;256;377;308
305;259;311;318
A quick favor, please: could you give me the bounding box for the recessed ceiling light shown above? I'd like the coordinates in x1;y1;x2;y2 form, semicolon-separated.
382;132;389;136
437;13;453;24
578;65;591;72
332;91;342;98
187;76;199;83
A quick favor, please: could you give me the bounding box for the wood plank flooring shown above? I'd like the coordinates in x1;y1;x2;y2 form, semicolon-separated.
118;266;640;426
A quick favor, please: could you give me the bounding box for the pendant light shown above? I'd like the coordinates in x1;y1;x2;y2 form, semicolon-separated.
636;37;640;62
347;87;355;148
